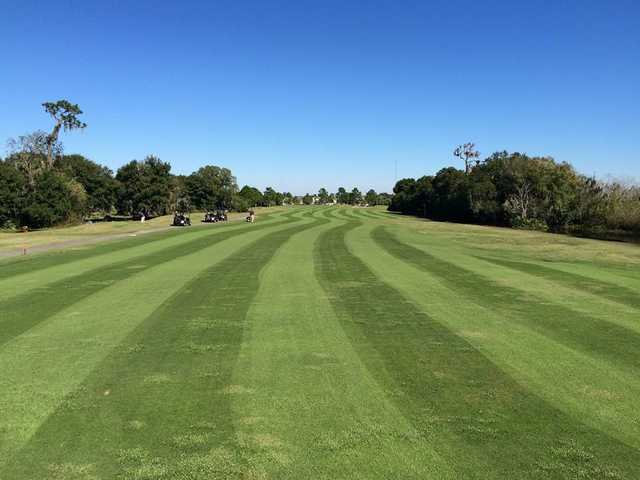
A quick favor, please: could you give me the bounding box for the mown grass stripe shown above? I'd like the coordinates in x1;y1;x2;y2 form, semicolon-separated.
366;209;392;219
475;256;640;310
0;210;280;278
351;209;380;220
0;213;311;469
0;210;324;479
393;236;640;335
0;210;303;347
0;210;290;302
362;207;640;330
551;261;640;289
231;208;453;478
315;206;337;219
347;216;640;448
333;207;355;220
372;226;640;373
3;206;639;478
315;214;640;479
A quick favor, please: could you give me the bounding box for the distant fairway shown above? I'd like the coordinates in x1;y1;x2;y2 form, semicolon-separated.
2;206;640;479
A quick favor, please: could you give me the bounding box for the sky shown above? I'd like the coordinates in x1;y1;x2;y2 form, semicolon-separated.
1;0;639;194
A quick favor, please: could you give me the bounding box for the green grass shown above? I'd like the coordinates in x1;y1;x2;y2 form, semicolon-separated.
0;208;276;253
1;206;640;479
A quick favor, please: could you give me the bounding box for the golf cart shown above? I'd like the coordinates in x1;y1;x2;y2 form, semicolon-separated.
202;212;217;223
202;210;228;223
172;213;191;227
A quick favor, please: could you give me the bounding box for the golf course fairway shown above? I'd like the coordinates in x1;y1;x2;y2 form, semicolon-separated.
1;206;639;479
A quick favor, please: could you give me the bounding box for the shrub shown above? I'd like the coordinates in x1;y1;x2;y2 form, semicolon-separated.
510;216;549;232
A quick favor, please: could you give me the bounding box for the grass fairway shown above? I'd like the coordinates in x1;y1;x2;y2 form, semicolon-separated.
0;208;275;258
1;206;640;479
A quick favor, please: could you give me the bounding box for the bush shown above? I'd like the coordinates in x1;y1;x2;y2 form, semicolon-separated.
510;216;549;231
1;219;17;230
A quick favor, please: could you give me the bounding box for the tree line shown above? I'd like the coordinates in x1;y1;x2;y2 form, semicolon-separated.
390;145;640;238
0;147;239;229
236;185;389;209
1;100;389;229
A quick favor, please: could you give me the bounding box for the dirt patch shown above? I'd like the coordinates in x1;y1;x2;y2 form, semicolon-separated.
172;433;209;448
47;463;98;480
579;385;621;401
240;416;262;426
460;329;489;340
143;373;173;385
221;384;255;395
253;433;282;448
125;420;146;431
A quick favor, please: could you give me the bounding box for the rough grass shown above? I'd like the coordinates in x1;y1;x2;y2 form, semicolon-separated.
0;207;278;253
1;206;639;479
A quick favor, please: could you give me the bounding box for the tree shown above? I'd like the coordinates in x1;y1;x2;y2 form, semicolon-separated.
336;187;349;204
282;192;294;205
42;100;86;168
175;196;192;214
0;161;25;228
350;187;362;205
387;151;600;232
169;175;188;213
603;180;640;233
302;193;314;205
238;185;263;207
431;167;472;221
20;170;87;228
454;142;480;174
263;187;281;206
504;181;533;223
185;165;238;211
55;154;117;214
365;189;378;206
115;156;172;216
231;195;250;212
318;188;330;204
377;192;392;206
414;177;434;217
572;176;608;229
6;131;61;186
389;178;417;214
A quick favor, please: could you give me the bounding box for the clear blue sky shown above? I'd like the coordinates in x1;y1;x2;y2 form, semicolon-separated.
1;0;639;194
